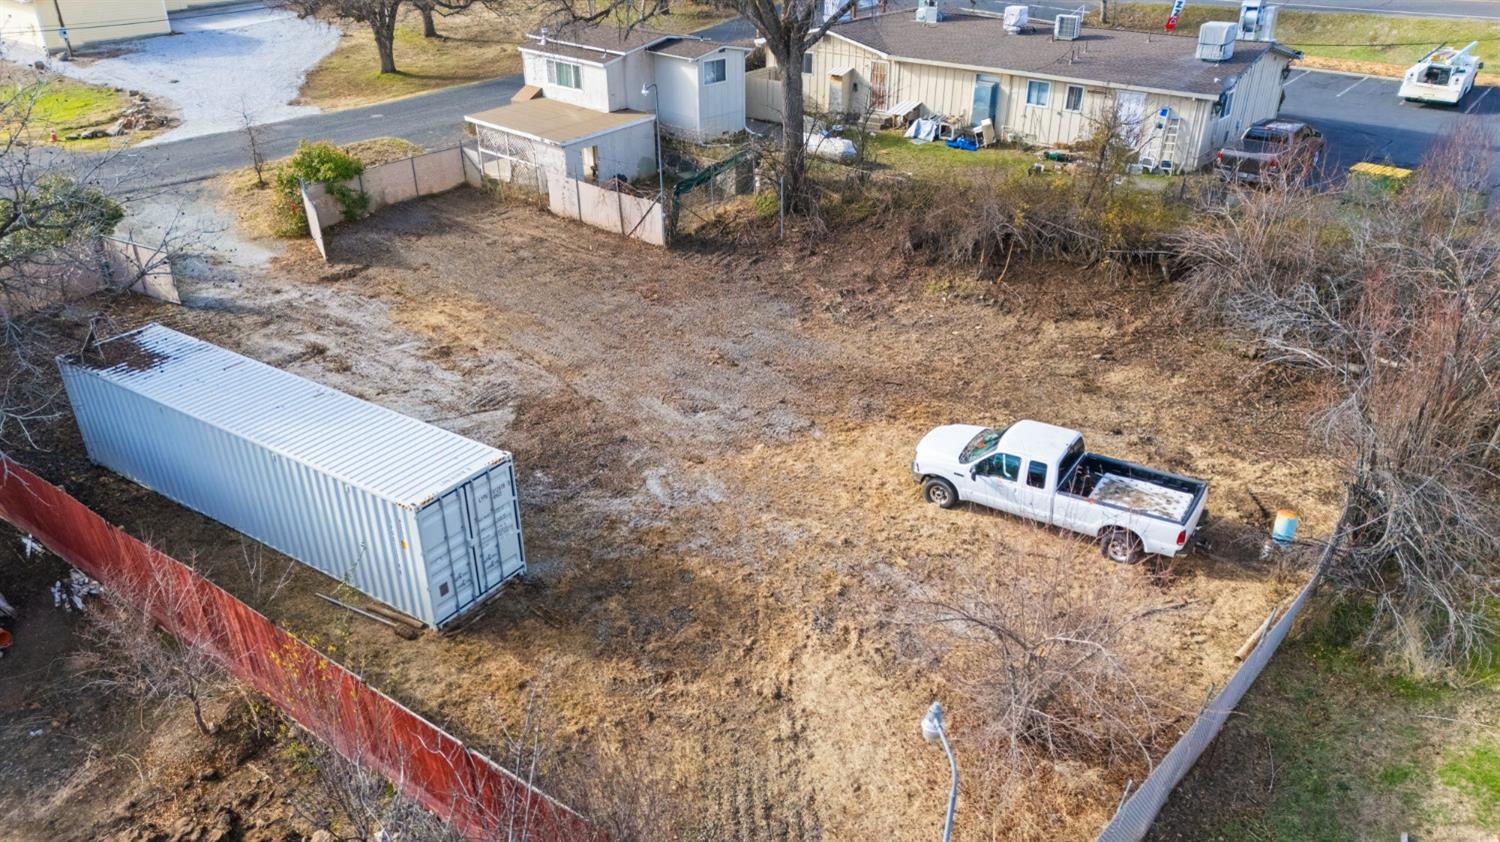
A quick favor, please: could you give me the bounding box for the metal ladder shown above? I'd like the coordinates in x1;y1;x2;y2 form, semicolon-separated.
1157;113;1183;172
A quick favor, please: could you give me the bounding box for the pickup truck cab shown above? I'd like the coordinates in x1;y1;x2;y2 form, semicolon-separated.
1214;119;1324;185
912;420;1208;563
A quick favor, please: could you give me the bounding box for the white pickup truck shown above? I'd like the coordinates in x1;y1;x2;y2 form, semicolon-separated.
912;420;1208;563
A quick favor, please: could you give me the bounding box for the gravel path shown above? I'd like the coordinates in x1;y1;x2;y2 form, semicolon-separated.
49;3;341;145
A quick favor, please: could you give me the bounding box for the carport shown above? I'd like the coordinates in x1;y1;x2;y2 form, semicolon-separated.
466;99;658;193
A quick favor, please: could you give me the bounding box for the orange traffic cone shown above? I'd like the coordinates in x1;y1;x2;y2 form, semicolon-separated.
50;130;58;143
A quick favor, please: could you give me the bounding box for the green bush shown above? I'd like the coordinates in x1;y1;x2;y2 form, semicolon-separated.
271;141;368;237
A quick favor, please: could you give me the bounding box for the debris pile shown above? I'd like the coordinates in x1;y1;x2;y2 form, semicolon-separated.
51;570;102;612
64;91;170;141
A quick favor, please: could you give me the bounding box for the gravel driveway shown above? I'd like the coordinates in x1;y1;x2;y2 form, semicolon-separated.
49;3;341;145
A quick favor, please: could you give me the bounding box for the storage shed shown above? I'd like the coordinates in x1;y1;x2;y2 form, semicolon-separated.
57;325;525;629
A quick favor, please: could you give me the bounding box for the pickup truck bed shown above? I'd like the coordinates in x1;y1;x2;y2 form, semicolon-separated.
1061;454;1206;524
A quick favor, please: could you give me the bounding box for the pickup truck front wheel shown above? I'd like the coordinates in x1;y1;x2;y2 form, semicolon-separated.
1100;528;1144;564
922;478;960;509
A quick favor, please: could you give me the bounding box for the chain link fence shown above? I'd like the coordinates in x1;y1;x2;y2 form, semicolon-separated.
670;148;757;236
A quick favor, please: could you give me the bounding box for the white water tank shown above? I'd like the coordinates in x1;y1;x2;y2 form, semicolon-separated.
1003;4;1029;33
915;0;943;23
1196;21;1237;61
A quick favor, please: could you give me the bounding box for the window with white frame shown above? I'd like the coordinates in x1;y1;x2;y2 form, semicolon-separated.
1064;85;1084;112
1025;80;1050;107
546;59;582;89
1216;85;1235;120
704;58;727;84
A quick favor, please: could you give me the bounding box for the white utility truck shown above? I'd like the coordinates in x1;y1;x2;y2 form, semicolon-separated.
1399;42;1482;106
912;420;1208;563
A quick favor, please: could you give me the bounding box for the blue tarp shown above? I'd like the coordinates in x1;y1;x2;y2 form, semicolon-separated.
945;137;978;152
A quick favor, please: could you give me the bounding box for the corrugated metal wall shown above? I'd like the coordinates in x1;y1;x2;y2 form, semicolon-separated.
0;456;595;841
57;325;524;628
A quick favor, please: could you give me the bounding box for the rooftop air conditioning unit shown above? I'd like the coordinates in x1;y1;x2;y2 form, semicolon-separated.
1054;13;1081;40
914;0;942;23
1196;21;1236;61
1003;4;1029;33
1238;0;1278;42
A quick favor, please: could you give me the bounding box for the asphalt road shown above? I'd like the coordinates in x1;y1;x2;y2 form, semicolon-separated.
97;75;525;188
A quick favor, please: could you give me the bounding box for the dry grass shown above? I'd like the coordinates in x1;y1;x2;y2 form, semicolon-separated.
216;136;424;240
296;2;736;111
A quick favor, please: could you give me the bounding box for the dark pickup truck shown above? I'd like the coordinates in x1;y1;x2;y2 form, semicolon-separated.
1214;119;1325;185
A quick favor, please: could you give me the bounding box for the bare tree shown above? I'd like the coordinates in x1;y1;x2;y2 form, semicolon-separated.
239;100;269;189
1177;118;1500;675
910;538;1173;780
541;0;857;210
412;0;446;36
75;568;230;737
277;0;483;74
0;75;191;447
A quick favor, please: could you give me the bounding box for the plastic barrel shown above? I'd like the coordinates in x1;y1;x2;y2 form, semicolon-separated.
1272;509;1299;545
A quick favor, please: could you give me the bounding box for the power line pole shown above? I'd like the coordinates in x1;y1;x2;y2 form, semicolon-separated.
50;0;75;59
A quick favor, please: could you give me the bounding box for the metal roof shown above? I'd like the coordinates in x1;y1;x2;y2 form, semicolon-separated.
466;99;654;145
61;324;511;508
827;13;1273;96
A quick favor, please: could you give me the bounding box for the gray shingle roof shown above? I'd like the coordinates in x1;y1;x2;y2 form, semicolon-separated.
827;13;1273;96
649;37;736;60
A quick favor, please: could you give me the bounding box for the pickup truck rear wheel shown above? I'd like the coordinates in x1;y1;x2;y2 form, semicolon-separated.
1101;528;1144;564
922;478;959;509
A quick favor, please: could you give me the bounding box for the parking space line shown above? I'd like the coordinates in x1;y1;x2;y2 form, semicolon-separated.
1335;76;1369;97
1285;70;1311;86
1465;87;1495;114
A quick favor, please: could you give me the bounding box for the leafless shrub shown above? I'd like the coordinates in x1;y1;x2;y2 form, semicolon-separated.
290;731;463;842
1176;117;1500;675
75;568;230;737
908;536;1177;828
238;541;296;610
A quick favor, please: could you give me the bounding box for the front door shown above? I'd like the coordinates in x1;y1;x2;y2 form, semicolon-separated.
972;74;1000;128
1115;90;1148;147
869;61;890;111
972;452;1024;514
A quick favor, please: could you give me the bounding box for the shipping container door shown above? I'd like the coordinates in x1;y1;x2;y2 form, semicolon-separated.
417;490;481;623
461;463;524;592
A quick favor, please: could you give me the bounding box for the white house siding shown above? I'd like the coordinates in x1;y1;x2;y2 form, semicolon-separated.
622;49;656;111
562;119;658;182
695;49;747;139
655;53;701;137
521;49;614;111
794;34;1290;172
0;0;172;52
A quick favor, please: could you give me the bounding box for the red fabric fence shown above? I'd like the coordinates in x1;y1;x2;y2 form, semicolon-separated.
0;457;595;841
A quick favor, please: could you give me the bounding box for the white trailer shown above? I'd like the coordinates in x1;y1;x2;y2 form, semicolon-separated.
1400;42;1483;106
57;324;525;629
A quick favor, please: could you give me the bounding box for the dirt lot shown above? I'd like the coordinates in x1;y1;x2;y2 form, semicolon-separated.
0;188;1344;840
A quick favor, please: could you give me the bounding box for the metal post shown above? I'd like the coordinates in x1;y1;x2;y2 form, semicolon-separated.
644;83;666;205
921;701;958;842
50;0;73;59
937;724;958;842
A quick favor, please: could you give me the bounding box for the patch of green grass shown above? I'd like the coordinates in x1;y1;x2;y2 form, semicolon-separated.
865;131;1034;181
1;76;134;146
1105;4;1500;75
1439;743;1500;829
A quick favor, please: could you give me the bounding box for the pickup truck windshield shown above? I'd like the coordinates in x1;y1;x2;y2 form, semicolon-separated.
960;428;1003;463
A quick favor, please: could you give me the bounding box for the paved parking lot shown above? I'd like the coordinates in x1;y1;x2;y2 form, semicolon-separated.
1281;68;1500;185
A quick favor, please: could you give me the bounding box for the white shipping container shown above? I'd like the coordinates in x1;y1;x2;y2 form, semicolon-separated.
57;324;525;629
